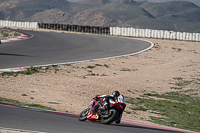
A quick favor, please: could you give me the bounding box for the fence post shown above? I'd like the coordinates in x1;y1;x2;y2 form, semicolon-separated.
117;27;121;36
10;21;13;27
125;28;128;36
169;31;173;40
132;28;135;37
179;32;183;41
114;27;117;35
127;27;130;36
192;33;196;41
113;27;119;36
110;27;113;35
135;29;139;37
114;27;117;36
139;29;142;37
7;21;11;27
198;33;200;42
121;27;124;36
189;33;193;41
128;28;131;36
141;29;145;38
157;30;161;39
151;30;154;38
113;27;117;36
196;33;199;42
160;30;163;39
185;33;189;41
3;20;6;27
154;30;158;38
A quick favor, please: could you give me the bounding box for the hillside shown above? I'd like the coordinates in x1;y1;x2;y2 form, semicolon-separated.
135;0;200;7
74;0;200;7
0;0;200;32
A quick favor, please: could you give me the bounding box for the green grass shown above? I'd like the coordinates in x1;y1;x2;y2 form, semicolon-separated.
170;87;182;90
172;47;182;52
120;68;138;71
0;30;21;39
104;64;109;68
0;97;56;111
86;73;96;76
126;92;200;132
0;65;60;77
86;65;96;69
0;66;40;77
21;94;28;96
169;77;193;88
130;106;148;111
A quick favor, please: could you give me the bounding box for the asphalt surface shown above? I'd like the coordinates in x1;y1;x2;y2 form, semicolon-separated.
0;30;152;69
0;105;178;133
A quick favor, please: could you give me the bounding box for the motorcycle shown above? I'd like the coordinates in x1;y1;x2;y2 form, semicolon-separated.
78;95;126;124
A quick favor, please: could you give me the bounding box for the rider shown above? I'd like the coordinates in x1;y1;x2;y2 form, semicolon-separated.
95;91;124;124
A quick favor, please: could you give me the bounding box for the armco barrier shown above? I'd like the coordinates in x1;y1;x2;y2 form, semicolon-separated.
0;20;38;29
110;27;200;42
0;20;199;41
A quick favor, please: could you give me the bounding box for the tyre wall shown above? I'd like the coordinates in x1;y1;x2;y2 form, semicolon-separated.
0;20;199;42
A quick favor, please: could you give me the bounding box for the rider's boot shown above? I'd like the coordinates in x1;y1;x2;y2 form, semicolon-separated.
115;113;122;124
115;119;121;124
99;106;109;115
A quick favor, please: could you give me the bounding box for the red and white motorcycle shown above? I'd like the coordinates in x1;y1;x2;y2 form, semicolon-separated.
78;95;126;124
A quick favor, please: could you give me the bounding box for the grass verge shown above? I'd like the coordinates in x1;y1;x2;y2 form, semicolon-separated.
0;97;56;111
126;92;200;132
0;65;60;77
126;77;200;132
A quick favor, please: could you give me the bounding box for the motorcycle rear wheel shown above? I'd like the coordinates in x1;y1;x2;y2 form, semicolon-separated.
78;108;89;121
101;109;118;124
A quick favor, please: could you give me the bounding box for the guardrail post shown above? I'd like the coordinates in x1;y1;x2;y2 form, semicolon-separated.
150;30;154;38
192;33;196;41
13;21;16;27
135;28;138;37
110;27;113;35
0;20;2;26
185;33;189;41
115;27;117;35
127;27;130;36
129;27;132;37
78;25;81;32
196;33;199;41
96;27;99;34
99;27;102;34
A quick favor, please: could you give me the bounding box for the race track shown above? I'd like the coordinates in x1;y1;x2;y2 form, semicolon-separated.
0;30;152;69
0;105;176;133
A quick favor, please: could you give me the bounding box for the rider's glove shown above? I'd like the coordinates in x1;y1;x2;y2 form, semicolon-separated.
95;96;100;100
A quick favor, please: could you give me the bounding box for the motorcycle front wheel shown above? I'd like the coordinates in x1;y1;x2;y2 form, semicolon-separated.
101;109;119;124
78;108;90;121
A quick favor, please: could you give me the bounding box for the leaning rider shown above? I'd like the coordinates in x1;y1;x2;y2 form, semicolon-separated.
96;91;124;124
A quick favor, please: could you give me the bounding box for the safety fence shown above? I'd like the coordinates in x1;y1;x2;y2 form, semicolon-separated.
38;23;110;34
0;20;199;42
110;27;200;42
0;20;38;29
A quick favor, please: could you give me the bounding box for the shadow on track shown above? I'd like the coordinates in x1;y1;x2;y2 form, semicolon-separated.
0;53;32;57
